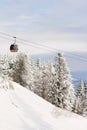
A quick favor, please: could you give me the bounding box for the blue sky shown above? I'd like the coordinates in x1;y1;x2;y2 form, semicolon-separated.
0;0;87;54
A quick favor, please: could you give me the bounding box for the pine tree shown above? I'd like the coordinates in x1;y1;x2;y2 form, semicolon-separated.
84;82;87;100
0;54;10;79
33;59;54;101
52;53;75;111
33;58;43;96
75;80;85;114
44;60;55;103
12;52;33;89
0;54;14;89
81;82;87;116
40;61;54;100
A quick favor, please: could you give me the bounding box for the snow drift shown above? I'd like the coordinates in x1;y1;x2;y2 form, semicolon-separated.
0;81;87;130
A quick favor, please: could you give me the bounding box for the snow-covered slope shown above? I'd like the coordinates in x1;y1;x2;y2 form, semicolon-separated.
0;81;87;130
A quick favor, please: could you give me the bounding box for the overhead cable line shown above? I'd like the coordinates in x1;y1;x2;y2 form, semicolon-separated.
0;32;86;80
0;31;87;62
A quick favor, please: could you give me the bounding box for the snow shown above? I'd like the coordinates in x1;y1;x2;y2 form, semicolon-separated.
0;81;87;130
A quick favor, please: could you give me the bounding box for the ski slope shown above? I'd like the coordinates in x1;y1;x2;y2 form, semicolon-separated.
0;81;87;130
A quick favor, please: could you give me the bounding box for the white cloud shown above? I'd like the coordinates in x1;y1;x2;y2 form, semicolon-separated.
0;0;87;55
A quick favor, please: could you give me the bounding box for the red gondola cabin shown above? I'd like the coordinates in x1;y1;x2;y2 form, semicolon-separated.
10;44;18;52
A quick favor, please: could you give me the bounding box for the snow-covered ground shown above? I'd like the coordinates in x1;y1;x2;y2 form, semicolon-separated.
0;81;87;130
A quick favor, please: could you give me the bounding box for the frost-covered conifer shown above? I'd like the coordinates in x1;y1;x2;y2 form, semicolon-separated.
44;60;55;103
0;54;10;79
77;81;87;116
75;80;85;114
33;58;43;96
12;52;33;89
34;59;54;101
53;53;75;111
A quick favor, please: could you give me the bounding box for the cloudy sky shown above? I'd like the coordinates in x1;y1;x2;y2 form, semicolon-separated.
0;0;87;54
0;0;87;75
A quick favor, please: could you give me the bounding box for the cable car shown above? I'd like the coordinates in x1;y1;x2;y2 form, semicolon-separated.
10;37;18;52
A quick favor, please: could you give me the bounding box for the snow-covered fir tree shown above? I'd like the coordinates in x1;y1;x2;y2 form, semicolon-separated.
33;58;45;98
40;60;54;101
31;58;42;93
75;80;85;114
75;81;87;116
33;59;54;101
0;54;11;79
11;52;34;89
82;82;87;116
0;54;14;89
44;60;56;103
52;53;75;111
84;82;87;100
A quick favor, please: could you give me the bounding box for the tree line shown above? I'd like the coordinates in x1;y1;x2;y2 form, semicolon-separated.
0;52;87;117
